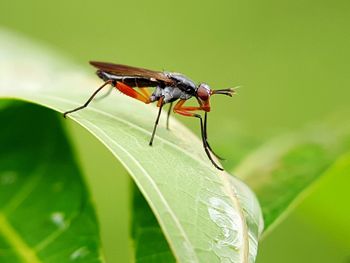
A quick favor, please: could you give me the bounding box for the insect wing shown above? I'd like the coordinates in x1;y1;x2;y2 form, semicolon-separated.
89;61;174;85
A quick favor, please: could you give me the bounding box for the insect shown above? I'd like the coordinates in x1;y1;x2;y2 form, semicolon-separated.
63;61;235;170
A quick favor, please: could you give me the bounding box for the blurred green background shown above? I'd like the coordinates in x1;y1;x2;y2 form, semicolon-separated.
1;0;349;262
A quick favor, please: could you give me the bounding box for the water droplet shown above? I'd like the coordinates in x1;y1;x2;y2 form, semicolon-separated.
50;212;66;229
70;246;89;260
208;197;243;262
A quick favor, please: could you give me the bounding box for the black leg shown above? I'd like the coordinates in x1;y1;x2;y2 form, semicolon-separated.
166;102;173;130
63;80;113;118
195;114;224;171
204;112;225;160
149;98;164;146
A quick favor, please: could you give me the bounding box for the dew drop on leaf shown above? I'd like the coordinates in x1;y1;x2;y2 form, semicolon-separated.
50;212;66;229
70;246;90;260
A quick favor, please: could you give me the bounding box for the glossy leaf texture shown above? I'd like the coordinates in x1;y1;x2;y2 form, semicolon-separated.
0;102;102;262
131;129;265;263
0;30;263;262
131;175;263;263
234;120;350;233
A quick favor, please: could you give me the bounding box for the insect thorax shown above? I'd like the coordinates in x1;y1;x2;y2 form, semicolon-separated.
146;72;196;104
150;86;192;103
165;72;197;94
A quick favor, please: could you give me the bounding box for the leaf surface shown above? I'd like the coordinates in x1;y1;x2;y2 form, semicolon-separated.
0;30;263;262
234;122;350;232
0;103;102;262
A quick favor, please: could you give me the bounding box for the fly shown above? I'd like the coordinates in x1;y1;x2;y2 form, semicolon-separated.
63;61;235;170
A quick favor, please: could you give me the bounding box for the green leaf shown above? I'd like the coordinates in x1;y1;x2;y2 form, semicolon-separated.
0;102;102;262
234;122;350;233
130;129;265;263
131;174;264;263
0;30;263;262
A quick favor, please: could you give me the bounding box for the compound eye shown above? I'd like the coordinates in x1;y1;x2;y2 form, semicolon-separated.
197;84;210;100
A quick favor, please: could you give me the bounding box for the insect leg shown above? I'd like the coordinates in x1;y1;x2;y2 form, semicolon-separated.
95;86;114;101
133;78;151;98
149;97;164;146
173;100;223;170
115;82;151;104
63;80;113;118
204;112;225;160
138;87;151;98
172;101;224;160
166;102;173;130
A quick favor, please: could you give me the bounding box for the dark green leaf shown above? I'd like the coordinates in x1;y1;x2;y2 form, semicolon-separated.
131;184;175;263
0;103;102;262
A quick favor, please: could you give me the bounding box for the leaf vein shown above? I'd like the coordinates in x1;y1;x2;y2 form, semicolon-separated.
84;120;199;262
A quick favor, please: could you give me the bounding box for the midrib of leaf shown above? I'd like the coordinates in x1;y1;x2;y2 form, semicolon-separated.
61;101;251;262
24;78;252;262
0;213;42;263
84;120;198;261
33;93;252;261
